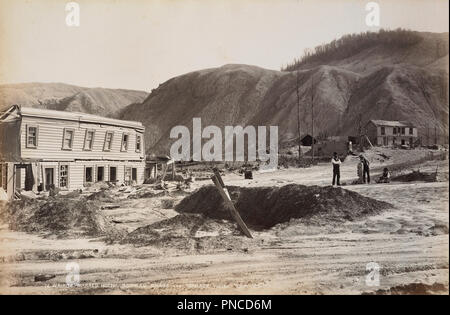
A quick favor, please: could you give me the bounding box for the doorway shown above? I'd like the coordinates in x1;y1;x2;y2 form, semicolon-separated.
85;167;93;183
15;167;22;190
132;168;137;182
45;168;54;190
109;167;117;182
97;166;104;182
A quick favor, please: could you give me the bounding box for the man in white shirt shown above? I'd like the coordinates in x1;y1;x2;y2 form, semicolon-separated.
331;152;341;186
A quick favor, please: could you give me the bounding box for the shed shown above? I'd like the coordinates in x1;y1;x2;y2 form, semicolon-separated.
300;134;317;147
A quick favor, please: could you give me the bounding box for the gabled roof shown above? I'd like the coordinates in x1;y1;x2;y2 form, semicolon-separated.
369;120;414;127
1;105;144;130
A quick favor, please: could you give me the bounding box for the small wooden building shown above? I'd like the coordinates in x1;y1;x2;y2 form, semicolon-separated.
300;134;317;147
0;105;146;200
145;155;175;180
365;120;418;147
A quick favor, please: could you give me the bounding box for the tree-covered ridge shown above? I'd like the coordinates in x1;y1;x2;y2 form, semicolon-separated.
282;29;430;71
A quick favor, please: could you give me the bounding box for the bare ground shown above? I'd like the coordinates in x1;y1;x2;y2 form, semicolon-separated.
0;149;448;295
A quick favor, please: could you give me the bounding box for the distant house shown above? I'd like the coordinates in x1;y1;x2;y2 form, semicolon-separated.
365;120;418;147
0;105;145;200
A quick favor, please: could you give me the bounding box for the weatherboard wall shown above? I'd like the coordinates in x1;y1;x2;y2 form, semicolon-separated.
24;161;145;191
20;115;145;161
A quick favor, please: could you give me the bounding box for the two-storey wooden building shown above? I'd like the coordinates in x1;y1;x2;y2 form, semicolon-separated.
365;120;418;147
0;105;145;200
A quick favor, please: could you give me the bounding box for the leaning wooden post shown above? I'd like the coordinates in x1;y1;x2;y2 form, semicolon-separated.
211;173;253;238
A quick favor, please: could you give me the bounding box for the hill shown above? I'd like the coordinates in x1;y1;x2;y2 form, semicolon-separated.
122;64;359;154
0;83;148;118
121;30;448;154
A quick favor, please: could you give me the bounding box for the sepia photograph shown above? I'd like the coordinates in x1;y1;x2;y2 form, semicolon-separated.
0;0;448;299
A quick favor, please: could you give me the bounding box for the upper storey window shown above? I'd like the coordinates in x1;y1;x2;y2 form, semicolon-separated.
62;128;75;150
136;134;142;153
103;131;114;151
26;125;38;148
121;133;129;152
84;130;95;150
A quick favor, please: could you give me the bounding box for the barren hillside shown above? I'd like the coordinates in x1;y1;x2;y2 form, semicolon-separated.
122;30;448;154
0;83;148;118
123;64;359;154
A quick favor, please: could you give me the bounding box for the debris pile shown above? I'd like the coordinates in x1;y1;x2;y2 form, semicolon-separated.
121;213;253;252
86;189;118;203
4;197;120;238
391;171;437;183
127;187;166;199
176;184;392;229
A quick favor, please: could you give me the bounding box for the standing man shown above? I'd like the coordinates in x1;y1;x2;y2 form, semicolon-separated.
348;141;353;155
359;154;370;183
331;152;341;186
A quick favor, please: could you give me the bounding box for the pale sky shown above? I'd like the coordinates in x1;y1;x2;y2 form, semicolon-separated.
0;0;448;92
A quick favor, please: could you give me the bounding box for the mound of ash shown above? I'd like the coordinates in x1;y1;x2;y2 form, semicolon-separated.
176;184;392;229
121;213;254;252
2;197;120;238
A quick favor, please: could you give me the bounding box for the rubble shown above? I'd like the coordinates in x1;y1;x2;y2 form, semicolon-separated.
4;197;121;238
86;190;118;203
391;171;438;183
121;213;254;253
127;187;166;199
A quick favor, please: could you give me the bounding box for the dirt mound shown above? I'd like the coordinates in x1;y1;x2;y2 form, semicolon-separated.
0;197;39;225
391;171;437;183
176;184;392;229
363;282;448;295
5;197;119;238
122;213;253;252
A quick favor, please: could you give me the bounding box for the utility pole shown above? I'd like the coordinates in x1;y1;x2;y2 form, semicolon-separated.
434;126;437;145
296;71;302;160
358;113;363;152
311;75;315;164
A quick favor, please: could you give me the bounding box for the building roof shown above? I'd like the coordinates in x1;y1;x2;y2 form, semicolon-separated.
2;105;144;130
369;120;414;127
146;154;173;164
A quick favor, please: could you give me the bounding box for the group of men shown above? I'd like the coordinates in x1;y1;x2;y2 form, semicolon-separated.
331;152;390;186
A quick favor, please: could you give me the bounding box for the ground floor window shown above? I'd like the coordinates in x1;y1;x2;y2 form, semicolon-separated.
0;163;7;192
85;167;93;183
59;164;69;188
109;167;117;182
97;166;104;182
132;168;137;181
